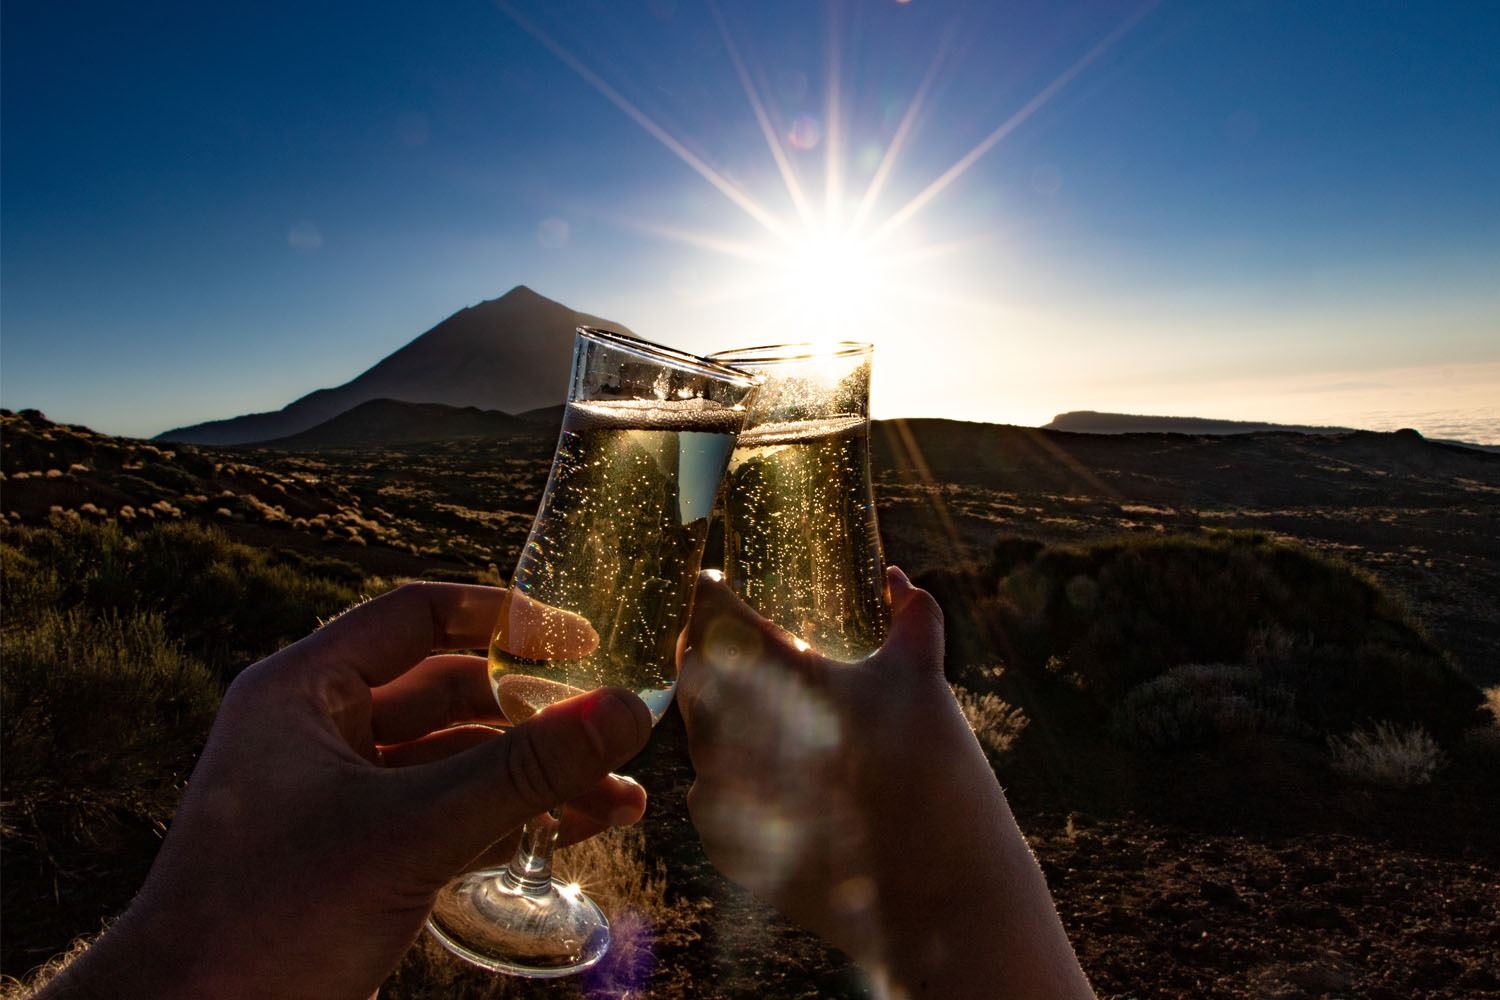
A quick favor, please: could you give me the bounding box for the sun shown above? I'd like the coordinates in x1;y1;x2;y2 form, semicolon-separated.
773;227;883;323
710;213;946;342
789;230;877;302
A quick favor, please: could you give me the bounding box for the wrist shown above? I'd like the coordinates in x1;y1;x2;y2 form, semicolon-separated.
35;909;205;1000
854;719;1093;998
37;885;294;1000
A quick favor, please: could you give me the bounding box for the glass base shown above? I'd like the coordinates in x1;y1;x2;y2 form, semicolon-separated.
426;867;610;978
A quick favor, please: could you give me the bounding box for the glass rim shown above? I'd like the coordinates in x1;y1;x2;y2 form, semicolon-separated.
578;327;762;388
707;341;873;367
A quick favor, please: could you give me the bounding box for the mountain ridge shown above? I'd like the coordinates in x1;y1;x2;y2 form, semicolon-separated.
1044;410;1357;436
199;395;1500;456
254;399;531;449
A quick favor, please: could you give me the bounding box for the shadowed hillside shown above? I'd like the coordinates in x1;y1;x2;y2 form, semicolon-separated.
873;419;1500;685
260;399;530;449
8;407;1499;684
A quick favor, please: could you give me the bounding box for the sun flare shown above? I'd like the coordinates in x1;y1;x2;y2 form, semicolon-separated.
494;0;1159;391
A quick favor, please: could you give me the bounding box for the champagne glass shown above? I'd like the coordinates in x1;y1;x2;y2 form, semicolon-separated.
426;327;759;976
709;342;889;660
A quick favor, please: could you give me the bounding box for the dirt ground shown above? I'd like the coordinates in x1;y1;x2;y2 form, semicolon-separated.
619;710;1500;1000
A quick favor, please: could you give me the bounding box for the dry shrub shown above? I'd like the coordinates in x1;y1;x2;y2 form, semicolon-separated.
1466;686;1500;761
1327;721;1447;787
1109;662;1296;751
952;685;1029;761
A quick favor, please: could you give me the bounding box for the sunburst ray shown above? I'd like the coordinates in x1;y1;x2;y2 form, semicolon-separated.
491;0;795;244
869;1;1160;247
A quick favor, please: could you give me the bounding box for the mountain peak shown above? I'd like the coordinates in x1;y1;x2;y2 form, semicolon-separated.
156;288;632;445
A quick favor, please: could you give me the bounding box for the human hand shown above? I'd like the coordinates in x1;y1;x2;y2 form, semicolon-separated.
677;568;1094;999
40;582;652;1000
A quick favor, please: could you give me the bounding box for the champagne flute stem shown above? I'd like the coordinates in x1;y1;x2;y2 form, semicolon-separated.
500;809;562;895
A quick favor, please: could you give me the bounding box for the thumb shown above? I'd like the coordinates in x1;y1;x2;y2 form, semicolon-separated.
680;570;818;673
874;565;946;678
413;686;652;870
677;571;827;721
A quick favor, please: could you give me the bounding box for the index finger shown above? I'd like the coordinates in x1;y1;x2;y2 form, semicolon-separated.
286;582;506;687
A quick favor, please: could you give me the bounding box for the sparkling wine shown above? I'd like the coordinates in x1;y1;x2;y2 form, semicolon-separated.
488;398;740;720
723;414;889;660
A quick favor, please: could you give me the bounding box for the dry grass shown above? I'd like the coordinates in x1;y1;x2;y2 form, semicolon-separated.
1;829;706;999
1328;721;1448;787
0;935;94;999
952;685;1029;761
383;828;707;1000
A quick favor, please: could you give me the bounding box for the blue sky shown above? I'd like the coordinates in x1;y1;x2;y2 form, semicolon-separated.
4;1;1498;442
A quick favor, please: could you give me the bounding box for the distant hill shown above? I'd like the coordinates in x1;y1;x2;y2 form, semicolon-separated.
245;399;565;449
870;418;1498;505
1043;410;1355;436
155;286;631;446
516;403;568;427
256;399;531;449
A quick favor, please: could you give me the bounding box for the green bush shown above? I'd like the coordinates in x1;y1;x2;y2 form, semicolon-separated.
134;461;198;494
0;540;65;624
2;607;219;821
1;518;369;974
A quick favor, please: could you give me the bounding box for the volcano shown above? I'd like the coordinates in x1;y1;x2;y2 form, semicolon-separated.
155;286;629;445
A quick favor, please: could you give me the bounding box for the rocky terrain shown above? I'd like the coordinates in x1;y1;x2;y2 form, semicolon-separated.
3;406;1498;998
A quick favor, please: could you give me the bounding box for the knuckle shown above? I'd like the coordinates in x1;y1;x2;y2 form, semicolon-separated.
221;658;278;711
